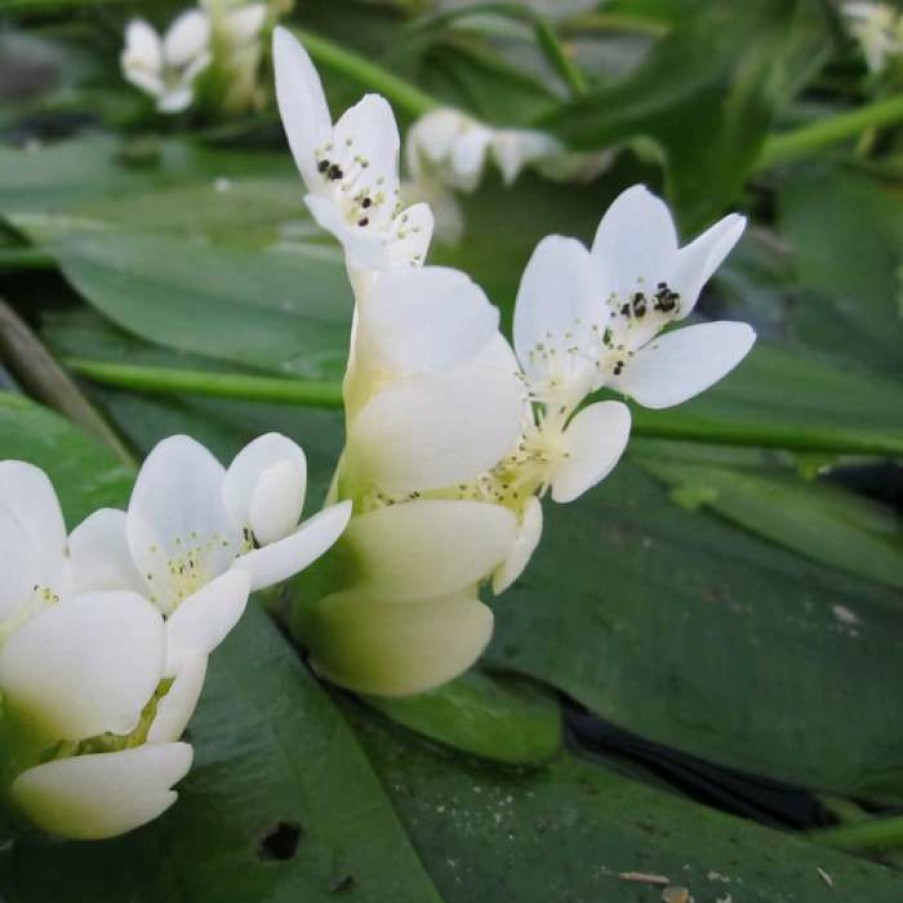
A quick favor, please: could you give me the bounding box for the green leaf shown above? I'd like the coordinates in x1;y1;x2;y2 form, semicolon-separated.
778;166;903;379
0;391;131;522
352;705;903;902
542;0;833;227
634;440;903;591
489;458;903;803
48;231;353;380
365;671;563;765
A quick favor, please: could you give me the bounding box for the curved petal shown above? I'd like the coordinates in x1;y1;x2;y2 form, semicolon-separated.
163;9;211;69
223;4;267;46
513;235;603;396
128;435;239;613
223;433;307;541
305;193;390;271
122;19;163;73
147;654;208;743
249;461;307;546
158;84;196;114
273;27;334;189
448;125;492;192
0;503;40;620
165;569;250;665
550;401;631;503
356;266;499;377
232;501;352;591
0;461;67;590
348;369;526;494
0;591;165;742
342;500;516;602
615;321;756;409
68;508;146;596
405;108;467;178
492;496;543;594
331;94;400;196
12;743;193;840
305;589;494;696
387;202;434;269
669;213;746;318
590;185;678;298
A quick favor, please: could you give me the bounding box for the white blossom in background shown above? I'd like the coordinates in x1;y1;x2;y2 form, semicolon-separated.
842;2;903;75
272;27;434;280
121;10;212;113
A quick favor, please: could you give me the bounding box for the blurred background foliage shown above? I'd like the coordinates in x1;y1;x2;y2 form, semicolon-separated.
1;0;903;900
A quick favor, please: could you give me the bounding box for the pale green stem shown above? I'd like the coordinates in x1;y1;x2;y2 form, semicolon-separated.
808;816;903;852
533;17;588;99
757;94;903;170
67;359;344;409
291;27;439;118
68;359;903;457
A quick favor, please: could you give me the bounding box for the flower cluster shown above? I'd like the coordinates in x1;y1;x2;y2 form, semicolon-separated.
842;2;903;76
121;0;281;115
0;434;349;840
273;29;756;697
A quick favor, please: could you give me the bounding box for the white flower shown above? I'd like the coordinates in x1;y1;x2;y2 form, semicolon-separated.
273;27;434;274
0;462;193;840
406;107;563;194
341;266;527;498
121;11;213;114
126;434;351;601
513;184;755;412
843;2;903;74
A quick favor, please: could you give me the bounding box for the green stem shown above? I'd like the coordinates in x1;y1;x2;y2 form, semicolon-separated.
0;247;56;272
630;410;903;458
533;17;588;99
291;27;439;118
66;359;344;409
757;94;903;170
564;12;669;37
809;816;903;852
67;359;903;457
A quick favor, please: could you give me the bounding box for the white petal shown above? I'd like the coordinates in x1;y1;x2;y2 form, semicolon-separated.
157;84;196;114
356;266;499;376
305;193;390;271
348;369;526;494
616;321;757;409
147;654;208;743
232;501;352;591
331;94;400;196
388;202;434;269
490;130;560;184
590;184;679;298
249;461;307;545
669;214;746;318
406;108;470;176
12;743;193;840
128;435;240;613
68;508;146;596
449;126;493;192
550;401;631;503
122;19;163;72
305;588;494;696
164;570;250;665
513;235;603;395
223;433;308;541
123;67;165;99
0;461;67;589
492;496;543;594
0;503;40;620
0;591;165;742
341;500;517;602
163;9;211;69
273;26;334;189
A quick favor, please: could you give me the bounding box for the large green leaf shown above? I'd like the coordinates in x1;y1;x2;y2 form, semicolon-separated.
541;0;834;227
48;231;352;379
489;457;903;802
0;396;443;903
352;705;903;902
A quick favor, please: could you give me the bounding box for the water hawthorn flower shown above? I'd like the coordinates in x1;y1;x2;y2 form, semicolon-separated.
272;27;434;283
842;2;903;75
121;10;213;113
0;434;348;841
